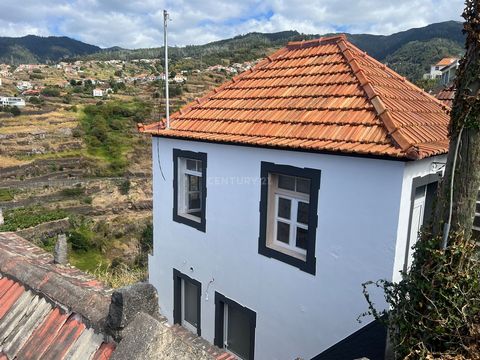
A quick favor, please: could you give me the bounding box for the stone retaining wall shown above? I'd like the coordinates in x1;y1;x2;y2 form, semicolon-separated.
15;218;70;244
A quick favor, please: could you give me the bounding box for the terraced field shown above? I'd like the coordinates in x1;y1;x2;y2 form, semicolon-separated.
0;69;228;285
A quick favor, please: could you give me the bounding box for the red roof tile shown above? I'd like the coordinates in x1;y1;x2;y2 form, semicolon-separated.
0;233;115;360
0;276;114;360
140;35;450;160
435;86;455;108
435;57;458;67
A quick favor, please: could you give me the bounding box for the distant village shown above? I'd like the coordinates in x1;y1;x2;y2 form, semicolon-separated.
0;58;259;110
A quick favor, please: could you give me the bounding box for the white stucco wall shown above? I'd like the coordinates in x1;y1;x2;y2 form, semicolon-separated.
392;154;447;282
148;137;412;359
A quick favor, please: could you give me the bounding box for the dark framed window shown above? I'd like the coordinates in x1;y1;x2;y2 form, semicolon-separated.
214;292;256;360
258;162;320;275
173;269;202;336
173;149;207;232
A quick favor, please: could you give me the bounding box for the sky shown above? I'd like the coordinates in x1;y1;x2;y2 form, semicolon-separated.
0;0;465;49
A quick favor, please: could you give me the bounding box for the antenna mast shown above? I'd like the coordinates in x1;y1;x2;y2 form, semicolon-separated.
164;10;170;129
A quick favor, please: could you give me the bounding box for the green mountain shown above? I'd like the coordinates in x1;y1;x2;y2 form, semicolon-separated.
347;21;464;60
0;35;100;64
81;21;465;82
0;21;464;82
385;38;464;82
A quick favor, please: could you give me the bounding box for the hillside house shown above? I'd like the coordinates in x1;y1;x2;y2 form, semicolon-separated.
140;35;449;360
93;88;104;97
16;81;32;91
424;57;460;85
0;97;25;107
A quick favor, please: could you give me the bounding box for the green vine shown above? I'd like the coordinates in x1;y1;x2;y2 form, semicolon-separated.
361;232;480;359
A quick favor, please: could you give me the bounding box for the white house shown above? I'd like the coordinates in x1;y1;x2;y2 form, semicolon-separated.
16;81;32;91
0;97;25;107
92;88;103;97
140;35;449;360
425;57;460;85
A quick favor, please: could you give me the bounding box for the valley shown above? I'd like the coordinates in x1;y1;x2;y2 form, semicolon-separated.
0;59;229;286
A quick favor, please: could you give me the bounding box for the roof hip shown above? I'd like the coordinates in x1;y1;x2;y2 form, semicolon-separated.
140;35;450;160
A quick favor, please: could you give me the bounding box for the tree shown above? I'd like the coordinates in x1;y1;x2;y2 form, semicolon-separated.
362;3;480;358
433;0;480;243
9;106;21;117
41;87;60;97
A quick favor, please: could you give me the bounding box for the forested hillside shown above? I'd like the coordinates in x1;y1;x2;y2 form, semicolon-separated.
82;21;465;82
0;21;464;82
0;35;100;64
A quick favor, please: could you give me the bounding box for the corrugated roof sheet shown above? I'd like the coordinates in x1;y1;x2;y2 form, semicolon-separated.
140;35;450;160
0;275;115;360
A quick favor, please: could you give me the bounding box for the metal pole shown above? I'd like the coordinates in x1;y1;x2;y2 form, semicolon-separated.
164;10;170;129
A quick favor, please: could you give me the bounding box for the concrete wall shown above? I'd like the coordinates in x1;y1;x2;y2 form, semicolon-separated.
149;137;410;359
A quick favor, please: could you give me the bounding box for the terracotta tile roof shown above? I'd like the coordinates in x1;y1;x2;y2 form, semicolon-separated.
435;86;455;108
0;275;115;360
0;232;115;360
435;57;458;68
140;35;450;160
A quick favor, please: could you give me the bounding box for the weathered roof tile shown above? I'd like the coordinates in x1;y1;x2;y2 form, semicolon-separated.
141;35;450;160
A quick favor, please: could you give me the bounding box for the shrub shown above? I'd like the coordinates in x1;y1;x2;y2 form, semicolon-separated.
135;222;153;268
29;96;43;105
362;233;480;359
60;187;85;197
82;196;93;204
69;230;92;252
62;94;72;104
9;106;21;117
41;87;61;97
0;188;14;202
92;264;147;288
0;206;68;231
118;179;131;195
29;73;44;80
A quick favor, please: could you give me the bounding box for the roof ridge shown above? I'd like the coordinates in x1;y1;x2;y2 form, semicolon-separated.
336;39;420;159
287;34;347;49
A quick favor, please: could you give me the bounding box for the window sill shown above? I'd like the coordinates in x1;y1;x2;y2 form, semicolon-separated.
178;212;201;223
173;212;206;232
267;241;306;262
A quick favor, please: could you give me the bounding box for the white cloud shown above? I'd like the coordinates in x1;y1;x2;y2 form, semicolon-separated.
0;0;465;48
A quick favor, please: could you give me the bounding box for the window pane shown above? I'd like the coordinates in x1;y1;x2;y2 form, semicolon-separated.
278;197;291;219
297;202;309;224
227;306;251;360
414;185;426;200
184;281;198;328
186;159;199;171
276;221;290;244
278;174;295;191
296;177;311;194
188;174;200;191
296;227;308;250
188;192;201;212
